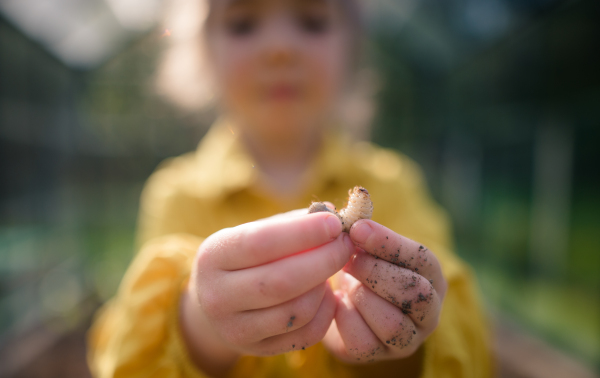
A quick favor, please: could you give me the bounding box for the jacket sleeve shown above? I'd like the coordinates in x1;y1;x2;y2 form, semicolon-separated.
87;234;287;378
135;154;203;249
87;234;209;378
389;155;493;378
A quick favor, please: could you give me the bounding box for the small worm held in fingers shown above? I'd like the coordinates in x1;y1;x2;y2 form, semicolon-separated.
308;186;373;232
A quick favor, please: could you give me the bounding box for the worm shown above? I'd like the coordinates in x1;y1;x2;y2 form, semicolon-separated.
308;186;373;232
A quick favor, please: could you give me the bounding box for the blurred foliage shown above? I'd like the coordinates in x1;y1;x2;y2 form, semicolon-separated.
368;0;600;369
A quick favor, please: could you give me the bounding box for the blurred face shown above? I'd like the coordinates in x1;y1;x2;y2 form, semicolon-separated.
206;0;352;144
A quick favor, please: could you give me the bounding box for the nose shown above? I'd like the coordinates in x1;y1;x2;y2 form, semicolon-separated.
260;13;298;66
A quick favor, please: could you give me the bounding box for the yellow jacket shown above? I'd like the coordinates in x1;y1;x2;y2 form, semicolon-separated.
88;120;493;377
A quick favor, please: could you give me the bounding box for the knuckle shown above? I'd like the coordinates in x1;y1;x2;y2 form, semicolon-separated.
402;338;421;356
415;278;435;299
376;312;411;348
220;324;249;346
386;325;410;349
295;302;333;346
196;239;215;267
345;344;363;358
405;278;436;323
388;324;418;352
195;247;213;272
261;273;292;300
345;342;381;361
290;295;321;326
339;332;377;358
198;228;234;266
417;301;441;333
198;288;223;318
378;313;403;334
300;321;330;347
394;342;419;358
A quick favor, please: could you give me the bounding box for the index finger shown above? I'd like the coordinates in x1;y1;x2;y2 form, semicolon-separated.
348;220;443;287
261;208;310;221
205;212;343;270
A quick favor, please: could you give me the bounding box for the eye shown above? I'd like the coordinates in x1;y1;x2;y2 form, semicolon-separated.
297;13;330;34
226;15;258;36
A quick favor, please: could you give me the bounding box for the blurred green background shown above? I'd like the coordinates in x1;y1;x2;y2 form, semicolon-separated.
0;0;598;376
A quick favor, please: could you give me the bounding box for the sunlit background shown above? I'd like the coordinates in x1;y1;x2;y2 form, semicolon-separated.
0;0;598;377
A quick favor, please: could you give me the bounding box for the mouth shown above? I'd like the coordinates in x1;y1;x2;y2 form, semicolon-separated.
265;83;301;101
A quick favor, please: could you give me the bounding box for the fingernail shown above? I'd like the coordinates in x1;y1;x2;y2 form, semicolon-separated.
351;221;372;244
326;215;342;238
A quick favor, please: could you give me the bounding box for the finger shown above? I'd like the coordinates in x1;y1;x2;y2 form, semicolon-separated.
349;220;443;286
323;201;336;211
342;273;421;356
344;250;442;330
331;289;385;363
204;212;342;270
322;319;348;361
230;282;328;344
262;208;309;220
223;233;355;310
253;285;337;355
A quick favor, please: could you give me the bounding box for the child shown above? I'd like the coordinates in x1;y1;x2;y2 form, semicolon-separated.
88;0;492;377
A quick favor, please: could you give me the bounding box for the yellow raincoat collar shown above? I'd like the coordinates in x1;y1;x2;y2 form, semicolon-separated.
193;118;356;201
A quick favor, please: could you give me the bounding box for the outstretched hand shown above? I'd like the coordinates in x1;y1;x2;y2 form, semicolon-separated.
323;219;447;365
180;210;355;376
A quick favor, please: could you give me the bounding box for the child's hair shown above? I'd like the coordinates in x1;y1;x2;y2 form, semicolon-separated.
156;0;364;110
